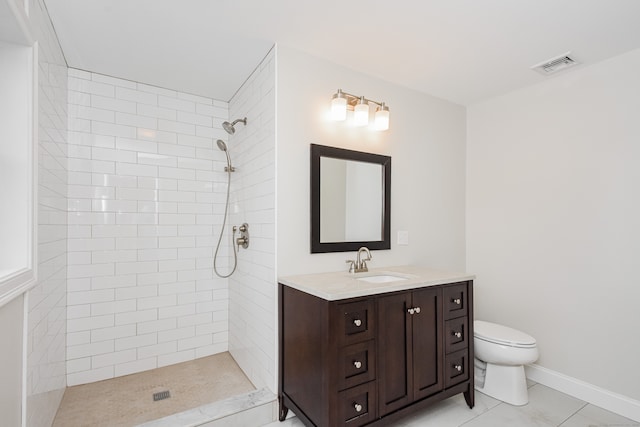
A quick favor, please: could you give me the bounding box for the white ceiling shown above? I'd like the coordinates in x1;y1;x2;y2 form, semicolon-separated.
44;0;640;105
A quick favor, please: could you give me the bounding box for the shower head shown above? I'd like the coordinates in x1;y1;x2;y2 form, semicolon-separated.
222;117;247;135
216;139;227;151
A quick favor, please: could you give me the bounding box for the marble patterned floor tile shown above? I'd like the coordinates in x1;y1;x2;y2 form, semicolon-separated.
397;391;501;427
260;387;640;427
559;403;640;427
462;384;586;427
201;401;275;427
262;410;305;427
139;388;275;427
262;417;305;426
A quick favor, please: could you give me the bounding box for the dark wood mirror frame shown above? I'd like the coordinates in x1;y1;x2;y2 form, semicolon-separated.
310;144;391;253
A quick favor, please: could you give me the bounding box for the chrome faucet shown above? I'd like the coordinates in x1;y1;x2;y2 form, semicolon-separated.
346;247;372;274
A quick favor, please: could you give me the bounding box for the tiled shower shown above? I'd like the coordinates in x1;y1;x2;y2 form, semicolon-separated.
24;1;277;419
65;69;233;384
64;50;276;388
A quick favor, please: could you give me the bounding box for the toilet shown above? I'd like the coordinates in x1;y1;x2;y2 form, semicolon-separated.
473;320;539;406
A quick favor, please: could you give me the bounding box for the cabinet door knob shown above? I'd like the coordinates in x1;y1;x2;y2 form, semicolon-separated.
454;364;462;372
353;319;362;327
452;298;461;305
354;403;362;412
414;307;421;314
453;331;462;338
353;360;362;369
407;308;415;315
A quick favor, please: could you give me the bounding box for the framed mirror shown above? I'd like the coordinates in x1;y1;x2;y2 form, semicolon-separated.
310;144;391;253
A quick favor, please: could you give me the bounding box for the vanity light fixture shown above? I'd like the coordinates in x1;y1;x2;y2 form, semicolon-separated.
374;103;389;131
329;89;390;131
331;90;348;120
353;96;369;127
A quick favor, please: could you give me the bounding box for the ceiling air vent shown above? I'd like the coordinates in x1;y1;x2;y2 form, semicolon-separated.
531;52;579;75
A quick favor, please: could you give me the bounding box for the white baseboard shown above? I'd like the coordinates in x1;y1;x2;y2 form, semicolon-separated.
525;364;640;422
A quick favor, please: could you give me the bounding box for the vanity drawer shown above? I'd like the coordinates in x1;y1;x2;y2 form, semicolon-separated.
337;381;377;427
444;349;469;389
443;282;468;320
445;317;468;354
339;299;375;346
339;340;376;391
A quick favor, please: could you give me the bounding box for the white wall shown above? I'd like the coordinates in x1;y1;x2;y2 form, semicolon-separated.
27;0;68;425
0;295;24;427
228;47;277;392
467;49;640;401
277;46;467;276
66;69;231;385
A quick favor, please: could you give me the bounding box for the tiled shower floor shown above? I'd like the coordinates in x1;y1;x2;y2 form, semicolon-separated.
53;352;255;426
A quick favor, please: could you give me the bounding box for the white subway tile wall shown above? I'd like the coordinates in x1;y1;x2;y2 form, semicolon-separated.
228;48;277;391
27;0;68;425
66;69;232;385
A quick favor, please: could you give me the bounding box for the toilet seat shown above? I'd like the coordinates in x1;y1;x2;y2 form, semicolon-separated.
474;320;536;348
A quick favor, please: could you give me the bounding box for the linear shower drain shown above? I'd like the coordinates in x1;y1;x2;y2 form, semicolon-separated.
153;390;171;401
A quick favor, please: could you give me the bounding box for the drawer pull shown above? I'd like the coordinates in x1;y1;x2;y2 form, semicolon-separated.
353;319;362;327
451;298;461;305
454;364;462;372
453;331;462;338
353;360;362;369
354;403;363;412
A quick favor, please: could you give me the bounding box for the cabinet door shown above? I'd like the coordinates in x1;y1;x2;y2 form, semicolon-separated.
377;292;412;416
411;287;443;400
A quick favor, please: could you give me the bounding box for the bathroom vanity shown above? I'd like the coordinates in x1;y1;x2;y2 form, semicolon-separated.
278;266;475;426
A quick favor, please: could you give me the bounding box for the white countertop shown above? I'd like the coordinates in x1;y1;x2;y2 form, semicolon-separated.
278;265;475;301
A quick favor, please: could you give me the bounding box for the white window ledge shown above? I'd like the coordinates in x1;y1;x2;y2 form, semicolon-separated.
0;269;36;308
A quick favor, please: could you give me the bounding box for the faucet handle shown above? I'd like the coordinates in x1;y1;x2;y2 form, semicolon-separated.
345;260;356;274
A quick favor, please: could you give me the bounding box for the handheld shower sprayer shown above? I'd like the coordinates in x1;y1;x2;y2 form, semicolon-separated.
216;139;234;172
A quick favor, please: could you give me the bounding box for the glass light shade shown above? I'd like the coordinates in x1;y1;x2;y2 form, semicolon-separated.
331;96;347;121
353;99;369;127
374;108;389;131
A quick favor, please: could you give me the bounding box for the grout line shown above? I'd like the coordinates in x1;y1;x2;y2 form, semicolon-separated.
557;401;589;427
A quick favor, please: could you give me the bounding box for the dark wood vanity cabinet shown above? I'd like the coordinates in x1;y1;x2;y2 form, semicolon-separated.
279;280;474;427
377;287;443;416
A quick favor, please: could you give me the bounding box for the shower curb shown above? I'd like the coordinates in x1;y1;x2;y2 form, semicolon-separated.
136;388;276;427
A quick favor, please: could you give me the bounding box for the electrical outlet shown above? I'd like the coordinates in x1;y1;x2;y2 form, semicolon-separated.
397;230;409;245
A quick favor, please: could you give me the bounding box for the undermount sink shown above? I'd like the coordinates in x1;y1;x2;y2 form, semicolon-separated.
356;274;408;284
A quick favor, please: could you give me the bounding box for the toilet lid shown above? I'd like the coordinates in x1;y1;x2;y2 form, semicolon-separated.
474;320;537;347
